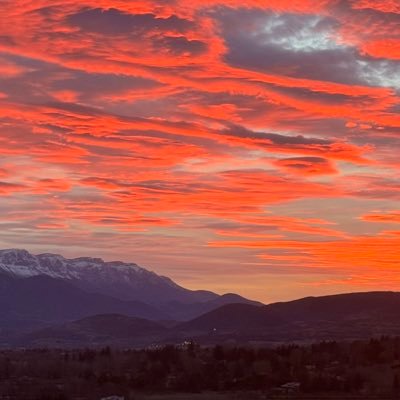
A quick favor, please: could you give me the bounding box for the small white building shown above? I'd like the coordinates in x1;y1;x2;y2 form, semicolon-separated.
100;396;124;400
281;382;300;394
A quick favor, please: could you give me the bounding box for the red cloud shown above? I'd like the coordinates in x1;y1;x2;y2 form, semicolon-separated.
361;39;400;60
273;157;338;176
0;0;398;301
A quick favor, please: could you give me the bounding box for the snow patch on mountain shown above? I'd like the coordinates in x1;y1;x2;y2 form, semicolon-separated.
0;248;210;307
0;248;177;287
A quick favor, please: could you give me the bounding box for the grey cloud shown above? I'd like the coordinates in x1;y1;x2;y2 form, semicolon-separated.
214;7;399;88
0;53;161;104
67;8;193;35
223;124;331;145
280;156;329;163
52;71;161;96
155;36;207;55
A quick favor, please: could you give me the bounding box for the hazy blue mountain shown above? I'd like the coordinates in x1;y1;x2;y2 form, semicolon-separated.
0;274;166;331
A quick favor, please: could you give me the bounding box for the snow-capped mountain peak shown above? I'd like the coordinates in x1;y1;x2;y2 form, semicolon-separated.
0;248;215;305
0;248;155;280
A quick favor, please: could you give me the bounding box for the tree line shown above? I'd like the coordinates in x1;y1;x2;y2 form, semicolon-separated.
1;336;400;399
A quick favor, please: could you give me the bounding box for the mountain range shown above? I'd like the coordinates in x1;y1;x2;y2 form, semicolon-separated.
0;248;259;329
2;249;400;348
14;291;400;348
0;248;217;305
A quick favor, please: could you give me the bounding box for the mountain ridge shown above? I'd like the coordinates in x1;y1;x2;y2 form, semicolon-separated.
0;248;261;322
0;248;218;305
13;290;400;348
176;290;400;342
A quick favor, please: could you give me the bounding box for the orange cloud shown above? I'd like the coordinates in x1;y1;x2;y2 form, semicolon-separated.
209;233;400;273
361;211;400;223
0;0;398;301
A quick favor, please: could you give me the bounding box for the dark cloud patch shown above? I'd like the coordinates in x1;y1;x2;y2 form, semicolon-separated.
0;53;161;104
215;7;397;87
223;124;331;145
281;157;329;163
349;176;400;200
81;176;214;195
225;34;362;85
135;179;217;194
269;84;370;105
0;35;15;46
81;145;138;158
43;101;106;115
67;8;193;35
32;5;60;18
155;36;207;55
52;71;161;97
201;220;280;231
0;54;59;103
272;115;349;137
274;156;337;175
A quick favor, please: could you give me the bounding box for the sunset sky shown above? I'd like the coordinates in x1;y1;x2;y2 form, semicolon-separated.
0;0;399;303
